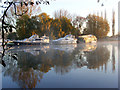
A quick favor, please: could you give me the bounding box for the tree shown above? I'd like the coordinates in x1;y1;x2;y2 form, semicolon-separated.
112;10;115;36
83;14;110;39
0;0;51;43
0;0;51;67
54;9;72;20
37;13;52;37
1;0;47;26
51;16;78;39
60;16;76;36
51;18;63;38
16;15;33;39
72;16;86;35
16;13;54;39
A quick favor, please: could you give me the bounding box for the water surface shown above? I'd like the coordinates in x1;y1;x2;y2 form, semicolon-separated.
1;41;118;88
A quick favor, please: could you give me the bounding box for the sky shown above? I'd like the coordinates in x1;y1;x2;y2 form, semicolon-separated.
40;0;120;36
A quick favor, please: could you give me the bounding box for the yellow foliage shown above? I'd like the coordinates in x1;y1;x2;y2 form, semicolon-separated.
32;31;36;35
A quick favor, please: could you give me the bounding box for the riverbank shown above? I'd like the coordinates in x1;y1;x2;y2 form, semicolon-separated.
98;36;120;42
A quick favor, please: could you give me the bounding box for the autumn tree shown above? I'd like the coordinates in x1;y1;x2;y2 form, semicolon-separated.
60;16;77;36
51;16;78;39
83;14;110;38
16;13;53;39
2;0;50;41
16;12;78;40
51;18;62;39
16;15;33;39
37;13;53;37
31;13;54;39
53;10;80;38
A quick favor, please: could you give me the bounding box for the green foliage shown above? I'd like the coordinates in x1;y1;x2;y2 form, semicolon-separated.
51;18;62;38
16;13;110;40
16;13;78;40
60;17;73;34
51;16;77;39
16;15;33;39
7;32;18;40
83;14;110;39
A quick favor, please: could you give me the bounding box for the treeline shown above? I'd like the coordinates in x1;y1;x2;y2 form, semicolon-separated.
8;13;79;40
7;10;110;40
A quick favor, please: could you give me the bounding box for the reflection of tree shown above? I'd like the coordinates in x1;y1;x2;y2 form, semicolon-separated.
18;69;43;88
112;45;115;72
17;51;42;70
3;46;77;88
3;44;112;88
3;54;44;88
86;45;110;70
74;45;110;70
74;51;88;68
17;48;75;74
40;59;54;73
52;50;74;75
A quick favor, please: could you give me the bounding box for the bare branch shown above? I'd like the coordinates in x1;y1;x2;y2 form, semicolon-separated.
0;6;7;8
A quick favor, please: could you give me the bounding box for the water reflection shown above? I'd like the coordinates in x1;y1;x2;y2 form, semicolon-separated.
75;45;110;69
2;42;118;88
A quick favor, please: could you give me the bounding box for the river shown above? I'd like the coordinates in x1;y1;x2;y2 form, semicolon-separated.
0;41;119;89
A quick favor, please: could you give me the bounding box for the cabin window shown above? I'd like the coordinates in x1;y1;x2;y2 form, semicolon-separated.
35;39;42;41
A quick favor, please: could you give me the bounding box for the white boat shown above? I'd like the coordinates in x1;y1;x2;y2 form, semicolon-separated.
31;35;49;44
52;34;77;44
7;34;49;46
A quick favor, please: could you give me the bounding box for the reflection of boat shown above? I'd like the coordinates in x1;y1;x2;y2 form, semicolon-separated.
81;43;97;52
51;44;77;53
9;45;50;55
52;34;77;44
7;34;49;46
75;43;97;52
77;35;97;43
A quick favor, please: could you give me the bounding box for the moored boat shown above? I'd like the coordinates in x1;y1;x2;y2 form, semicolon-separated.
52;34;77;45
7;34;49;46
77;35;97;43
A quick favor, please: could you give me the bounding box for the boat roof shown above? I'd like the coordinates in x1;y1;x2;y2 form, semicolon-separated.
29;34;39;39
53;34;75;41
78;35;96;38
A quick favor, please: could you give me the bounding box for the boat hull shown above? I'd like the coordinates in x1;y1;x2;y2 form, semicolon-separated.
52;40;77;45
7;41;49;46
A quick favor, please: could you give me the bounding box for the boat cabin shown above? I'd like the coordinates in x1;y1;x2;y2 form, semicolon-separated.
77;35;97;43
